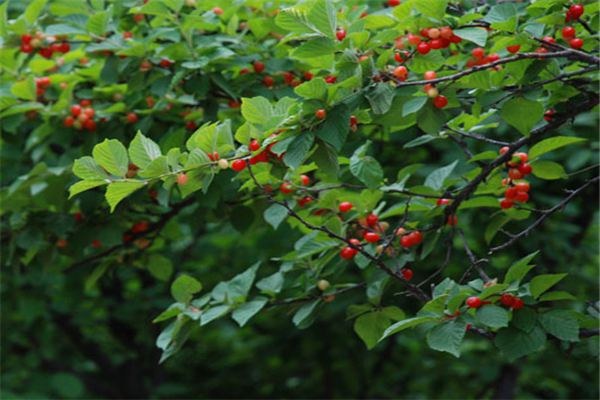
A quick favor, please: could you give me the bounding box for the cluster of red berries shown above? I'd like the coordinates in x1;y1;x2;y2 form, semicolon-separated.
35;77;52;98
399;229;423;248
64;100;97;132
123;220;151;243
20;33;70;57
544;109;556;122
465;293;524;310
466;47;500;67
230;133;287;172
562;4;585;49
399;26;462;56
498;147;532;209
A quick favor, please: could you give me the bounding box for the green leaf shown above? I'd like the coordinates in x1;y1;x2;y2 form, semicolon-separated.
314;104;350;151
483;3;518;32
24;0;47;24
283;132;315;169
500;97;543;136
529;136;586;160
290;37;335;59
171;274;202;303
513;307;537;333
105;181;146;212
453;28;488;46
68;179;108;198
538;310;579;342
495;326;546;361
87;11;110;36
292;299;320;327
402;97;428;116
366;83;395;115
312;142;339;179
11;78;36;101
72;156;109;180
485;214;511;244
504;251;539;284
92;139;129;177
294;78;327;100
264;203;288;229
530;273;568;299
241;96;273;125
414;0;448;21
200;305;230;326
138;156;170;178
532;160;567;180
476;305;509;329
479;283;509;300
380;316;438;340
426;320;467;357
354;311;390;350
148;254;173;282
307;0;336;38
232;298;268;327
424;160;458;191
129;132;162;169
350;141;384;189
538;291;576;302
256;272;284;295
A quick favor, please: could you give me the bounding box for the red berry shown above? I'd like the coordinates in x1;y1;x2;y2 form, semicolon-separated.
506;44;521;54
508;168;523;180
56;239;68;249
515;182;530;193
71;104;82;116
447;215;458;226
177;173;188;185
325;75;337;84
249;139;260;152
300;174;310;186
253;61;265;73
466;296;482;308
159;59;172;68
126;112;138;123
401;268;414;281
239;68;249;75
514;191;529;203
336;29;346;41
393;65;408;79
59;42;70;53
133;14;144;22
542;36;556;44
400;235;412;248
80;99;91;107
91;239;103;249
366;213;378;227
424;70;436;80
417;41;430;54
349;238;362;247
500;198;514;209
280;182;293;194
569;38;583;49
472;47;485;59
231;159;246;172
363;232;380;243
315;109;326;120
298;196;313;207
340;246;358;259
21;34;32;44
303;71;314;80
64;116;74;127
84;108;95;118
562;26;576;39
430;39;442;50
39;47;53;58
569;4;584;19
500;294;515;307
20;43;33;53
512;297;525;310
450;35;462;44
338;202;353;213
83;119;97;132
407;33;421;45
433;95;448;109
263;75;274;87
518;163;532;176
387;0;400;6
505;186;518;199
499;146;510;155
350;115;358;126
131;220;150;233
212;7;224;15
436;198;449;206
185;121;197;131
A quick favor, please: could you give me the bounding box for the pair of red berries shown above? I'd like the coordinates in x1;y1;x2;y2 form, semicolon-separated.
499;293;524;310
35;76;51;97
560;25;585;49
340;238;362;259
466;48;500;67
400;231;423;248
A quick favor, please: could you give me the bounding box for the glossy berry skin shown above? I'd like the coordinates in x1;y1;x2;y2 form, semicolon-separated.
336;29;346;41
71;104;82;116
416;41;430;55
569;4;584;19
511;298;525;310
366;213;378;227
387;0;400;6
177;173;188;185
433;95;448;109
315;109;326;120
280;182;293;194
505;186;518;199
350;115;358;126
300;175;310;186
231;159;246;172
508;168;523;180
263;76;274;87
562;26;576;39
447;215;458;226
472;47;485;59
401;268;414;281
340;246;358;259
424;70;436;80
338;202;353;213
466;296;482;309
393;66;408;79
506;44;520;54
64;116;74;127
514;191;529;203
518;163;532;176
212;7;224;15
363;232;380;243
499;146;509;155
349;238;362;247
500;294;515;307
500;198;514;209
569;38;583;49
515;182;530;193
436;198;449;206
253;61;265;73
126;112;138;123
249;139;260;152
